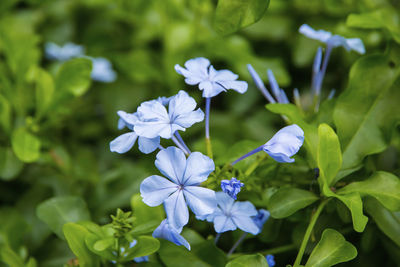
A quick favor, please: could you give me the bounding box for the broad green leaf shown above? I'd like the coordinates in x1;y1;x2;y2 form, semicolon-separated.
333;44;400;174
338;171;400;211
192;240;226;267
226;254;269;267
35;68;54;118
317;124;342;186
36;196;91;239
365;198;400;246
11;128;41;163
131;194;164;225
0;146;23;181
0;246;24;267
158;240;210;267
268;188;319;218
0;94;10;133
63;223;100;267
305;229;357;267
323;187;368;232
130;221;160;236
55;58;92;97
125;236;160;261
85;230;117;261
214;0;270;35
266;104;318;165
93;237;114;251
347;8;400;43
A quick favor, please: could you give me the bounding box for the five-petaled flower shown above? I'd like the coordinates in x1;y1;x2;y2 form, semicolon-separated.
198;192;259;235
140;146;216;229
221;178;244;200
299;24;365;54
263;124;304;163
134;90;204;139
175;57;248;98
153;219;191;250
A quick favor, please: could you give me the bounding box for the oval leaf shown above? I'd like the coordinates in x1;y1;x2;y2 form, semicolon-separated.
226;254;269;267
55;58;92;97
11;127;41;163
305;229;357;267
268;188;319;218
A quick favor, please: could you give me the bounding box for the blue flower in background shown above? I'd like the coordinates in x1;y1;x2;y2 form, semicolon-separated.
263;124;304;163
134;90;204;139
252;209;270;234
175;57;248;98
299;24;365;54
110;111;160;154
198;192;259;235
153;219;191;250
266;254;275;267
134;256;149;263
140;147;216;229
90;57;117;83
45;42;84;61
221;178;244;200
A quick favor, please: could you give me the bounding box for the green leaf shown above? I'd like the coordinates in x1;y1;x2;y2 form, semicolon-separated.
0;146;23;181
35;68;54;117
93;237;114;251
0;94;10;133
338;171;400;211
192;240;226;267
266;104;318;165
131;193;164;225
365;198;400;246
11;128;41;163
63;223;100;267
317;124;342;186
214;0;270;35
158;240;210;267
55;58;92;97
125;236;160;260
36;196;91;239
305;229;357;267
333;44;400;174
268;188;319;218
0;246;25;267
347;8;400;43
226;254;269;267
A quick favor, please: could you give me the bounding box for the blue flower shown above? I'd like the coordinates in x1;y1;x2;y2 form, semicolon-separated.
252;209;270;234
90;57;117;83
110;111;160;154
140;147;216;229
266;254;275;267
263;124;304;163
299;24;365;54
221;178;244;200
153;219;191;250
134;256;149;263
134;90;204;139
45;42;84;61
199;192;259;234
175;57;248;98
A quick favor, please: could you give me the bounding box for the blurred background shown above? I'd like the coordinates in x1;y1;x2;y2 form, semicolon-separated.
0;0;398;266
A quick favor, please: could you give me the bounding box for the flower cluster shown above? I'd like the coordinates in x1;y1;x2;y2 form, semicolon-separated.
45;42;117;83
110;57;305;254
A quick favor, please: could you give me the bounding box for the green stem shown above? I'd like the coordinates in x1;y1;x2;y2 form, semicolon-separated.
206;137;213;159
293;199;329;267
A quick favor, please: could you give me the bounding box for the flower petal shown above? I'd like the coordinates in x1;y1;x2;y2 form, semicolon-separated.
155;147;186;184
232;215;260;235
168;90;197;119
117;110;138;127
346;38;365;54
213;69;238;81
138;136;160;154
164;190;189;229
110;132;138;153
136;100;170;122
199;81;225;98
140;175;178;206
217;80;248;94
231;201;258;217
174;57;210;85
215;192;235;212
153;219;191;250
183;186;216;216
182;152;215;185
213;215;236;233
299;24;332;43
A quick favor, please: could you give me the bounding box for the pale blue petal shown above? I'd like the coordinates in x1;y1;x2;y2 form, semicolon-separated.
299;24;332;43
232;215;260;235
214;215;236;233
263;124;304;163
140;175;178;206
45;42;84;61
138;136;160;154
231;201;258;217
168;90;197;119
199;81;225;98
164;190;189;229
174;57;210;85
136;100;169;122
217;80;248;94
134;256;149;263
110;132;138;153
134;100;172;138
117;110;138;127
118;118;126;130
135;121;173;139
155;147;186;184
91;57;117;83
253;209;270;231
212;69;238;81
157;96;171;106
153;219;191;250
346;38;365;54
215;192;235;212
183;186;216;216
182;152;215;185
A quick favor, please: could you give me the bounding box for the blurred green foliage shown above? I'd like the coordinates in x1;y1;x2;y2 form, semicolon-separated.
0;0;399;266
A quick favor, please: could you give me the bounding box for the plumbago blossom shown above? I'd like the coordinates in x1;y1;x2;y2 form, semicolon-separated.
221;177;244;200
140;146;216;229
266;254;276;267
152;219;191;250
